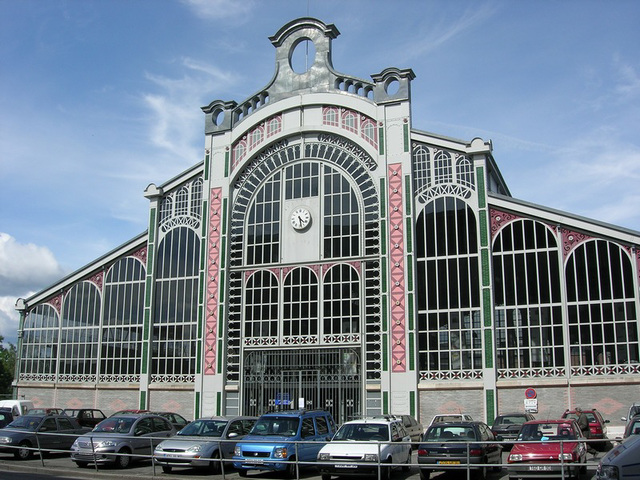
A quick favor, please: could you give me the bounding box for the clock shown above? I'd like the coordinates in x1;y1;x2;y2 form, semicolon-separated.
290;207;311;230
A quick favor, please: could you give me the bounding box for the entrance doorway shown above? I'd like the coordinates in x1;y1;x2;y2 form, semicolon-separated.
243;348;361;424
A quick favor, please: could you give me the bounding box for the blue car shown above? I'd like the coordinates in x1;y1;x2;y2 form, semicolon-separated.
233;409;336;478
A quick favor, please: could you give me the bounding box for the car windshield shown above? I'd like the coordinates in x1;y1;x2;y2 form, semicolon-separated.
433;415;464;423
425;426;476;441
333;423;389;441
496;416;527;425
565;412;596;422
518;423;577;441
7;415;41;431
250;417;299;436
94;417;135;433
178;419;227;437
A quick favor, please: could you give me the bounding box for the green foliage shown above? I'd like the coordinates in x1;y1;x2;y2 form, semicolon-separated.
0;336;16;395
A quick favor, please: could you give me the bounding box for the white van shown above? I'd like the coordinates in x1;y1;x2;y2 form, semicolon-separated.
0;399;35;416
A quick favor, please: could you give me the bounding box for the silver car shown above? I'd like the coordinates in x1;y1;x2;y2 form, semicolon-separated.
153;415;257;474
70;414;175;468
596;434;640;480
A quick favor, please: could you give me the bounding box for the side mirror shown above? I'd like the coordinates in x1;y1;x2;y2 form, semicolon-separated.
605;420;610;424
228;432;238;438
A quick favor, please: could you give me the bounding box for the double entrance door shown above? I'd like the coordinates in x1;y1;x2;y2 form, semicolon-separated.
243;348;360;425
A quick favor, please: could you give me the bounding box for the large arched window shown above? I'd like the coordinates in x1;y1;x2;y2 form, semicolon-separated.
152;226;199;381
283;267;318;338
566;239;638;371
416;197;481;378
102;257;145;381
60;281;101;381
323;264;360;336
492;219;564;376
244;270;279;338
20;304;59;381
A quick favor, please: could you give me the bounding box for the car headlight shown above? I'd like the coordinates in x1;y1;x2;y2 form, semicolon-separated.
558;453;573;461
94;440;117;448
364;454;378;462
509;453;523;462
187;444;202;453
274;447;287;459
598;465;619;480
318;453;330;461
155;444;164;452
0;437;12;444
234;446;242;456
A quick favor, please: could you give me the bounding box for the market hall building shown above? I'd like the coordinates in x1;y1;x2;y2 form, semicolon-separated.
14;18;640;426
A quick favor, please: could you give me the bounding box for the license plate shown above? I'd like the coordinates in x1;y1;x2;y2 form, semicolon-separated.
336;464;358;469
245;459;264;464
438;460;461;465
529;465;553;471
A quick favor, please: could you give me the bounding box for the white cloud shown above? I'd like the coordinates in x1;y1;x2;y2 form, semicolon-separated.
0;296;21;346
0;233;66;296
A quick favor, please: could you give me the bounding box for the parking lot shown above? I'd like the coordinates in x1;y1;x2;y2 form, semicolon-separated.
0;449;605;480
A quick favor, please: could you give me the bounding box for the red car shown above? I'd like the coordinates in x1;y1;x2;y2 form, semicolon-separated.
561;408;609;450
507;419;587;479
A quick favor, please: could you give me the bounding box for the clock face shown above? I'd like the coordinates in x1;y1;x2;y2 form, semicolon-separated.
290;207;311;230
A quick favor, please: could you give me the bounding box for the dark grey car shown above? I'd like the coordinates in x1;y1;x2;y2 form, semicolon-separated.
0;414;88;459
70;414;176;468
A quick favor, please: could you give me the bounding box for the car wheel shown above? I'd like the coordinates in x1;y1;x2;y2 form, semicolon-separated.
162;465;172;473
284;457;297;479
420;469;431;480
75;461;89;468
208;450;221;475
403;452;412;472
115;447;131;468
15;441;33;460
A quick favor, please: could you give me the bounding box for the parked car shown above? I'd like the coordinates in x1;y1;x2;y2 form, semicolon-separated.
148;411;189;431
109;409;149;416
562;408;610;450
620;403;640;424
62;408;107;428
154;415;257;474
622;414;640;438
27;408;64;416
0;400;34;417
0;414;89;459
317;416;412;480
380;414;423;445
233;409;337;478
429;413;473;426
70;413;176;468
417;421;502;480
507;419;587;479
0;408;14;428
596;434;640;480
491;412;536;447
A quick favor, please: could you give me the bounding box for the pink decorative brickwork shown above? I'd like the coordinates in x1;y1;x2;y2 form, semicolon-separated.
205;188;222;375
87;271;103;290
560;228;591;260
131;246;147;266
489;209;520;239
388;164;406;372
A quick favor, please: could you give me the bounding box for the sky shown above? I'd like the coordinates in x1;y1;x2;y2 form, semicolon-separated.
1;0;639;346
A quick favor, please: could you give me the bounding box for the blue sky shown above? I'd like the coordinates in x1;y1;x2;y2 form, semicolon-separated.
1;0;639;345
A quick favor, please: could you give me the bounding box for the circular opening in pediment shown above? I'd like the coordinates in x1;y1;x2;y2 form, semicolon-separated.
385;78;400;95
212;108;225;126
290;37;316;74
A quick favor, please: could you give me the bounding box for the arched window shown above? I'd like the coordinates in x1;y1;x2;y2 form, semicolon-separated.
283;267;318;338
566;240;638;369
175;187;189;216
433;152;452;184
416;197;481;377
342;110;358;134
361;118;377;148
102;257;145;381
323;165;360;259
60;281;101;380
190;178;202;220
246;172;282;265
413;145;431;192
456;157;474;188
152;226;199;381
492;219;564;374
266;116;282;137
323;264;360;336
249;126;264;150
21;304;59;380
245;270;279;338
323;107;339;126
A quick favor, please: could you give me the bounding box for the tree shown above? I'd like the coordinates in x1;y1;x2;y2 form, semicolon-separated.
0;336;16;396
